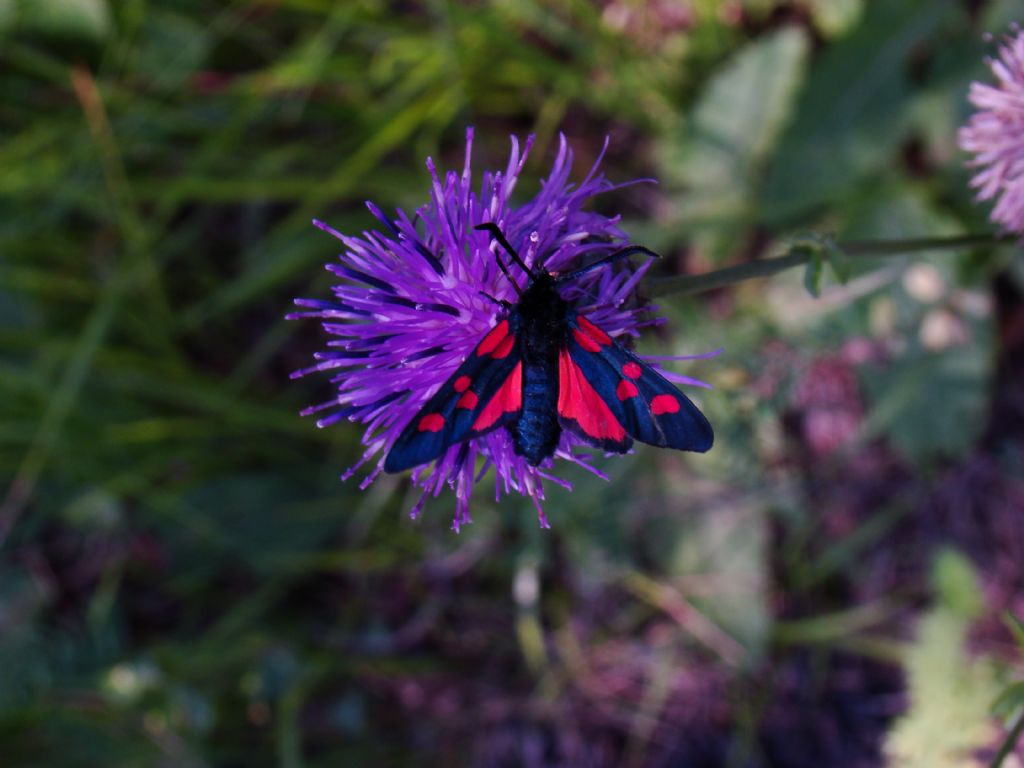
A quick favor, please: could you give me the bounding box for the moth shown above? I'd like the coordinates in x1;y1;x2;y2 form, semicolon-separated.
383;223;713;473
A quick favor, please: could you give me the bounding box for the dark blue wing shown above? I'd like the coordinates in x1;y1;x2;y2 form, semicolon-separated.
559;314;713;453
384;316;523;473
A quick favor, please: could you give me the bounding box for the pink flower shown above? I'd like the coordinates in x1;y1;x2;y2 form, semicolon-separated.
959;27;1024;233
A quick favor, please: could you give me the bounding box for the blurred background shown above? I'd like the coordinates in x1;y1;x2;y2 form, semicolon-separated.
2;0;1024;766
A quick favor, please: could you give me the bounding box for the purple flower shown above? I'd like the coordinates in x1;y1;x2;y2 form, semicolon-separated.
959;26;1024;233
289;129;711;530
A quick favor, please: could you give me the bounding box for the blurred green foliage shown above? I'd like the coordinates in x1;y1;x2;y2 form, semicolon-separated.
885;551;998;767
2;0;1024;765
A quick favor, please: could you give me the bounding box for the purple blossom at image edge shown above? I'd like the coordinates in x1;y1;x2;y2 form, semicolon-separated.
289;129;712;531
959;26;1024;233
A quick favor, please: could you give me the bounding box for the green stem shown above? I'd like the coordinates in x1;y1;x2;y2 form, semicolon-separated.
992;707;1024;768
646;233;1008;298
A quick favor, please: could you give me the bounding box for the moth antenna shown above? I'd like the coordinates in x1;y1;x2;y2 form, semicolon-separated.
473;224;524;297
492;251;524;297
556;246;660;284
474;223;534;276
479;290;512;310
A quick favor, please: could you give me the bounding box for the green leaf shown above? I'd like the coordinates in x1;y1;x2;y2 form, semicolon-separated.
13;0;111;40
790;233;849;296
884;607;998;767
0;0;15;33
932;549;983;619
983;0;1024;32
992;682;1024;720
862;345;991;465
886;553;996;768
1005;613;1024;654
803;250;824;298
824;240;852;283
135;10;211;90
679;26;809;185
805;0;864;36
760;0;959;223
661;26;809;259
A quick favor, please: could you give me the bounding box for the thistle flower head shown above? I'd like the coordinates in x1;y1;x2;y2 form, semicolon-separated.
290;130;709;530
958;26;1024;233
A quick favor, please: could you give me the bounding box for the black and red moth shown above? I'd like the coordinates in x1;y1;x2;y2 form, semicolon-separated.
383;224;713;473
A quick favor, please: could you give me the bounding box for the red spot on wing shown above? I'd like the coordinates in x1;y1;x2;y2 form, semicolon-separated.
622;361;642;379
454;375;471;392
558;351;627;441
491;333;515;359
476;320;509;356
418;413;445;432
471;363;522;431
616;379;639;400
651;394;680;415
457;391;478;410
576;316;612;346
573;328;602;353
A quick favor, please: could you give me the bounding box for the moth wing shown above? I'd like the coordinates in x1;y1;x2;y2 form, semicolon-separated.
384;318;523;473
559;314;713;453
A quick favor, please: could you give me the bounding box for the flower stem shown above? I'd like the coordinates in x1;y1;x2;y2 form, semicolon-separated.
645;233;1007;298
992;707;1024;768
